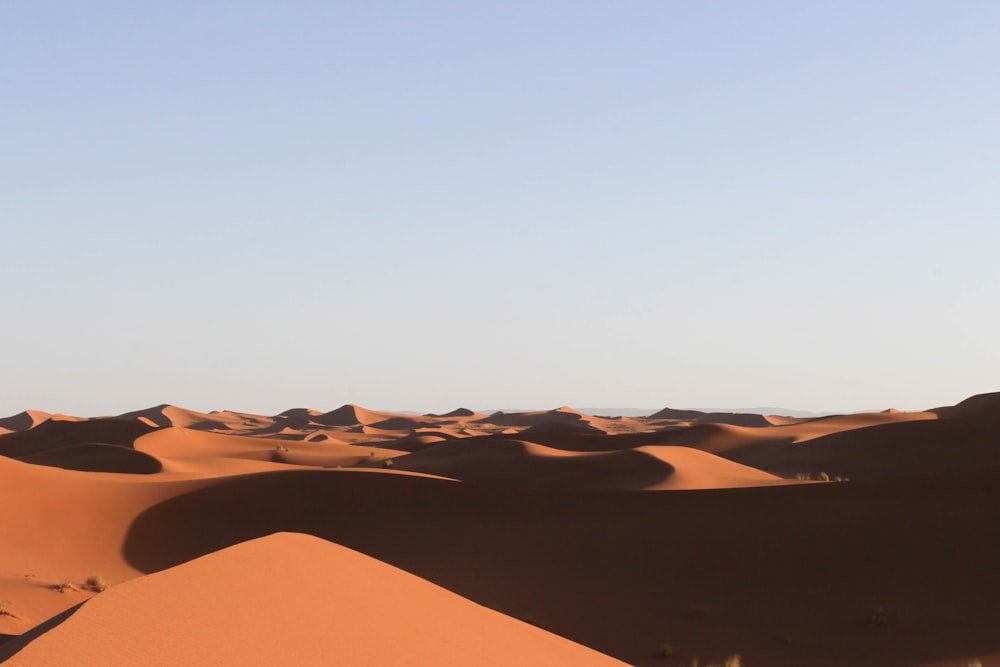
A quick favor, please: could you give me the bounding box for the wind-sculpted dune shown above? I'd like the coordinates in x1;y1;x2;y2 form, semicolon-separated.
1;393;999;666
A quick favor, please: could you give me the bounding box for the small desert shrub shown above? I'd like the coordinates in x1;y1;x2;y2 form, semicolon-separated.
0;601;13;617
818;471;830;481
662;641;674;657
84;573;109;592
724;655;742;667
274;444;289;453
968;661;982;667
382;458;394;469
52;580;75;594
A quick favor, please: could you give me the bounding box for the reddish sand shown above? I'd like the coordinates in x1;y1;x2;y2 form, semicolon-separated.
1;394;999;666
2;533;628;666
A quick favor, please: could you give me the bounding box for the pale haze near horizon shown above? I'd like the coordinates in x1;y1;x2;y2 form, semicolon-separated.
3;2;998;418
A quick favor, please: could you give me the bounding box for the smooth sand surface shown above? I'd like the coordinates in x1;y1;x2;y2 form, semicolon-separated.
2;532;628;666
2;393;1000;666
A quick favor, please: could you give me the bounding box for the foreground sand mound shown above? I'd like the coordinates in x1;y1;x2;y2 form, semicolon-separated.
1;532;627;667
118;467;1000;667
4;394;1000;666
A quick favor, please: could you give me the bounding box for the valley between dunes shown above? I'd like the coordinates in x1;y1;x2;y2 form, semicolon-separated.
1;395;1000;666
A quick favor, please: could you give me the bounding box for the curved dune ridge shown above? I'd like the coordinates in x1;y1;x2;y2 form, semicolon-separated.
1;533;628;667
312;403;389;427
0;410;52;433
426;407;485;419
390;438;674;489
16;443;162;475
932;390;1000;420
385;438;785;490
0;418;157;458
2;394;1000;666
648;407;772;427
479;406;590;427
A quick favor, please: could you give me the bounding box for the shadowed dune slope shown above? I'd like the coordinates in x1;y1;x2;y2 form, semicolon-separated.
16;443;162;474
388;439;675;489
276;407;323;417
134;427;299;460
386;439;783;490
0;411;51;433
728;417;1000;479
648;407;771;427
120;467;1000;667
427;407;485;419
368;415;444;431
0;419;157;458
478;406;592;427
509;422;789;456
931;391;1000;420
2;533;627;667
312;404;389;427
518;420;608;436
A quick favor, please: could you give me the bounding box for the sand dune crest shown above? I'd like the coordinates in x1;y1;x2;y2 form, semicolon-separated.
2;533;628;666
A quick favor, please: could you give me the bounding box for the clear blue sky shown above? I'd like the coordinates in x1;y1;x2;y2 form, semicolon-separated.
3;1;998;416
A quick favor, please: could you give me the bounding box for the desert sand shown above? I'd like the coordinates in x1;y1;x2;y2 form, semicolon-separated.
1;394;999;666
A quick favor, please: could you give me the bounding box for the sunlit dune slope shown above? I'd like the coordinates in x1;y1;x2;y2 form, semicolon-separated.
1;532;627;667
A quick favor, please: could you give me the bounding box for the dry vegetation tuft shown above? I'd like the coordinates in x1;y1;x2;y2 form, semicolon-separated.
84;573;109;592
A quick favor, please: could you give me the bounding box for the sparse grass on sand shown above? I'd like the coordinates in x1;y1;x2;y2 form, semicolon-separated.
52;579;78;593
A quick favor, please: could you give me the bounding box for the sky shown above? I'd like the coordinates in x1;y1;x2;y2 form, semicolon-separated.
3;1;999;417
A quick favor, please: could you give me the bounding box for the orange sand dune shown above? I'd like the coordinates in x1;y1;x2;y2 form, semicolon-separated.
368;414;446;430
768;409;939;441
3;393;1000;666
0;455;213;636
733;416;1000;479
373;432;452;452
931;390;1000;420
0;418;156;458
519;420;608;436
115;404;227;430
118;465;1000;667
133;427;406;473
0;411;52;433
426;407;486;419
648;406;772;427
134;426;284;461
634;446;791;489
312;403;393;426
386;438;784;490
389;438;674;489
1;533;628;667
479;405;590;426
